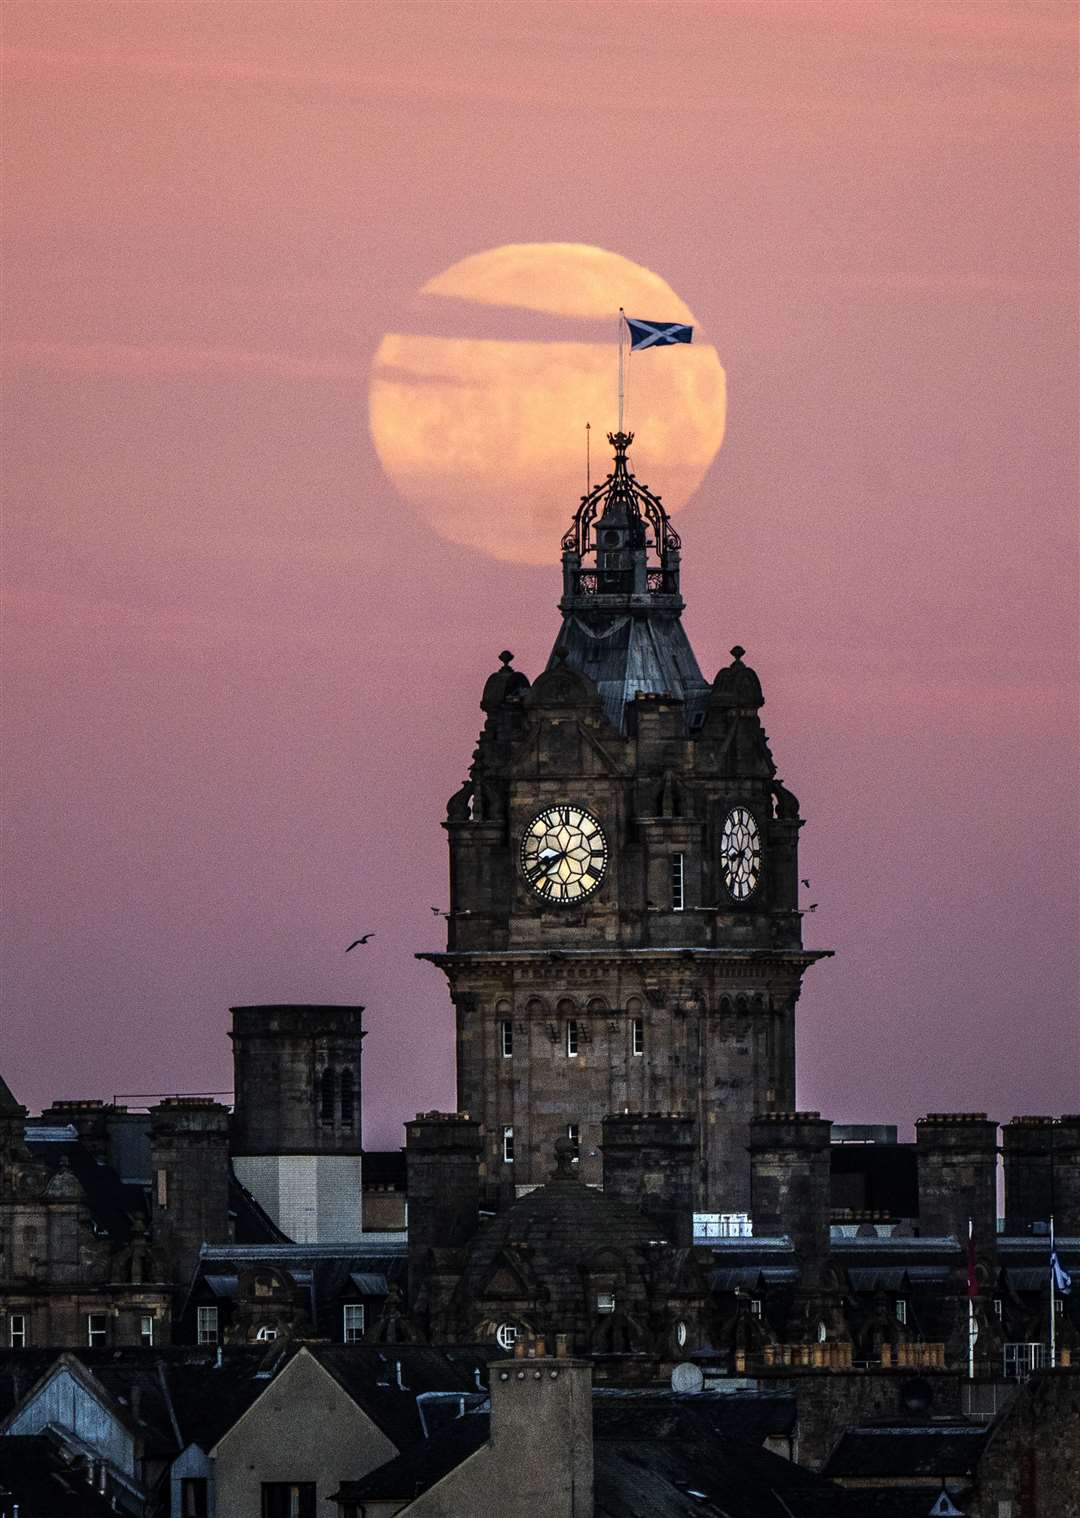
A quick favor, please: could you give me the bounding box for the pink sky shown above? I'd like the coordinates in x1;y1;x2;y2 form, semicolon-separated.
3;2;1077;1148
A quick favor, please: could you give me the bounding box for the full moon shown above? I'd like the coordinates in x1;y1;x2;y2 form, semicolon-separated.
369;243;726;564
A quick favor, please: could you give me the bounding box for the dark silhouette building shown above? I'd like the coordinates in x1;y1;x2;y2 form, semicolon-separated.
420;432;831;1210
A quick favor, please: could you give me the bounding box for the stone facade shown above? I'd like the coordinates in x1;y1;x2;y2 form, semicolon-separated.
230;1004;366;1242
420;434;830;1211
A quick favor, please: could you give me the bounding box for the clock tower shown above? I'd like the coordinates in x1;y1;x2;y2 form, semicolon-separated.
420;432;830;1212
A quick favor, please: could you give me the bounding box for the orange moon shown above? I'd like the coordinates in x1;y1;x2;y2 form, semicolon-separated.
368;243;726;564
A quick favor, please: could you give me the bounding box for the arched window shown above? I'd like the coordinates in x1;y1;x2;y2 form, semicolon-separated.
320;1067;336;1124
340;1068;355;1128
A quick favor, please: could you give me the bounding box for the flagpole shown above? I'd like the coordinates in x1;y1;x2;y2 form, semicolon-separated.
1050;1214;1057;1369
967;1218;975;1381
617;308;625;431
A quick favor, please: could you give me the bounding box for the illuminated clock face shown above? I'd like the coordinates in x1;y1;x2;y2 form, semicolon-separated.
721;807;761;900
521;805;607;903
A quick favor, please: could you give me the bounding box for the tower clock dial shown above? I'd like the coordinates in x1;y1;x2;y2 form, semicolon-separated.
521;805;607;903
721;806;761;900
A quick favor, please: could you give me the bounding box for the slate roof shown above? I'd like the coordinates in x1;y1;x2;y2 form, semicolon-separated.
334;1410;492;1504
343;1391;822;1516
0;1073;23;1113
310;1344;495;1452
592;1389;797;1445
0;1434;119;1517
181;1244;408;1339
823;1425;988;1479
594;1438;843;1517
0;1347;288;1459
552;610;711;735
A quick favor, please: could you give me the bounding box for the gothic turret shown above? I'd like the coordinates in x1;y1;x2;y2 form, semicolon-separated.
553;432;709;732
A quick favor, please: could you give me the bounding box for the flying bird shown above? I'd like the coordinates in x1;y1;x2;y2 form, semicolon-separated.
345;934;374;951
801;879;810;888
430;906;442;915
806;904;818;913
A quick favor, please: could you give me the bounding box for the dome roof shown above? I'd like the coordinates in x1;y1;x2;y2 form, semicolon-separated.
711;645;764;709
460;1140;669;1294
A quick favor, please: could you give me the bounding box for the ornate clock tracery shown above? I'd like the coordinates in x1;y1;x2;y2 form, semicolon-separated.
721;806;762;901
520;804;607;904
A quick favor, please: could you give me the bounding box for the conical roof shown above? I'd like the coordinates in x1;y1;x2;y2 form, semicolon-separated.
0;1073;24;1114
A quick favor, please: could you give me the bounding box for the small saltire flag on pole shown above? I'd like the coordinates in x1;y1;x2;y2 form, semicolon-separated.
625;318;693;350
1052;1249;1072;1295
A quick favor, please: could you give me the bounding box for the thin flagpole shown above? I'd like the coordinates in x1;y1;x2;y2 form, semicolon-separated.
1050;1214;1057;1369
618;308;625;431
967;1218;975;1381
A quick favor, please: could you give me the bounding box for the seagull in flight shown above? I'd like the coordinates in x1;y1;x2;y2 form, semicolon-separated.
430;906;442;915
345;934;374;951
801;878;811;888
806;904;818;913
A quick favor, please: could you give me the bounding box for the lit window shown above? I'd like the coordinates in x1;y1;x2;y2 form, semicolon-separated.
197;1305;219;1345
343;1304;365;1343
671;853;685;911
502;1126;514;1164
87;1313;108;1348
496;1323;519;1351
9;1314;26;1349
676;1320;687;1347
895;1299;908;1326
1055;1298;1064;1316
632;1018;644;1056
500;1020;513;1058
140;1314;154;1347
596;1292;616;1314
566;1020;578;1057
156;1168;168;1209
992;1298;1003;1319
750;1298;762;1318
567;1123;580;1157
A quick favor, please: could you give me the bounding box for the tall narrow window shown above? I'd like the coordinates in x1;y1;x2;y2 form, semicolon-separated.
197;1305;219;1345
320;1066;335;1124
140;1314;154;1347
87;1313;108;1348
340;1068;355;1128
566;1020;579;1057
671;852;685;911
343;1303;365;1343
181;1479;209;1518
502;1126;515;1163
156;1168;168;1209
596;1292;616;1314
895;1299;907;1326
632;1018;645;1056
500;1020;513;1058
9;1314;26;1348
567;1123;580;1158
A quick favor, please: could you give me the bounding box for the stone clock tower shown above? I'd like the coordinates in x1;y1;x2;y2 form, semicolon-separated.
420;433;829;1212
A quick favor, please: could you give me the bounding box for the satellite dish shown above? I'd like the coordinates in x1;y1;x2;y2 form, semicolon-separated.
671;1362;705;1394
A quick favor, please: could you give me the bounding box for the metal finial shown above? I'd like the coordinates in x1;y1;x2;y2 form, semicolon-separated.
498;650;514;667
730;645;746;662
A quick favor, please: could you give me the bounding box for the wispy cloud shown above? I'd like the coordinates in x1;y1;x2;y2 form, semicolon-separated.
4;340;365;380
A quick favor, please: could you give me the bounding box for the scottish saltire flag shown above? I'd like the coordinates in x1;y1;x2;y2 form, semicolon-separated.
625;318;693;350
1051;1249;1072;1295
